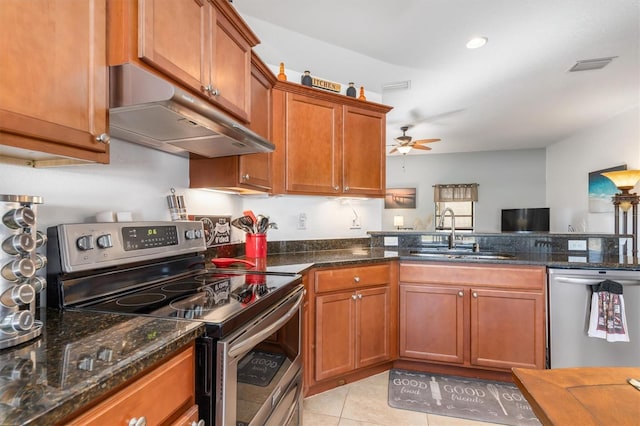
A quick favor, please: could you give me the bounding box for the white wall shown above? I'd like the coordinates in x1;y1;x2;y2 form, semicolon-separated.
385;149;547;232
546;106;640;233
0;139;381;243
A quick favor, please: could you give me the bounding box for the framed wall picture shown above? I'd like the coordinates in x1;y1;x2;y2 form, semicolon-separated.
588;165;626;213
385;188;417;209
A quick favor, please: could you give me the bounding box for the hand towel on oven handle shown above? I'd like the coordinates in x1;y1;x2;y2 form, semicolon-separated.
588;279;630;342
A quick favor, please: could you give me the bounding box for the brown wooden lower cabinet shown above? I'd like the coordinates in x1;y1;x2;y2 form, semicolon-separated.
306;262;398;395
399;262;546;371
66;344;197;426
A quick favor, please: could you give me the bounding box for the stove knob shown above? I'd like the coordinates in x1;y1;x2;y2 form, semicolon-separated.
194;229;203;239
0;311;34;333
185;229;196;240
76;235;94;251
1;233;36;255
1;258;36;281
97;347;113;362
2;207;36;229
1;283;36;306
77;355;95;372
96;234;113;249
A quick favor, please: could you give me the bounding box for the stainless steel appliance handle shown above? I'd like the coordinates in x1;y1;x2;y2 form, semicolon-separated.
553;276;640;286
228;289;304;359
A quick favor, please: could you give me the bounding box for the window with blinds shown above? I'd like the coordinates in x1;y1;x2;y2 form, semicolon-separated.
433;184;478;231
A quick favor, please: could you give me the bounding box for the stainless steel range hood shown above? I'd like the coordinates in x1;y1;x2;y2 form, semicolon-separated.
109;64;274;158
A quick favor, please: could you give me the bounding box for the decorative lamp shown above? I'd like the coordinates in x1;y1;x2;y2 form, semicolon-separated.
397;145;412;155
601;169;640;259
393;215;404;230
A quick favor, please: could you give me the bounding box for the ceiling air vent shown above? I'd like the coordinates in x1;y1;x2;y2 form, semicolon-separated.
568;56;617;72
382;80;411;91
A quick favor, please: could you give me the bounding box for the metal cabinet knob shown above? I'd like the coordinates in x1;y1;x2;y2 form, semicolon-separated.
96;133;110;144
344;186;350;191
128;417;147;426
210;87;220;96
458;291;464;297
333;186;339;191
358;293;362;299
472;292;478;298
351;294;357;300
242;174;250;180
354;276;360;283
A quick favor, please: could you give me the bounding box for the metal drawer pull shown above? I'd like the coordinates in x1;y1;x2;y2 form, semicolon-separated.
128;417;146;426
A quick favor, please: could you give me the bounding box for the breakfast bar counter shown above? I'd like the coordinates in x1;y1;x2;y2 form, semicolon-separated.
512;367;640;425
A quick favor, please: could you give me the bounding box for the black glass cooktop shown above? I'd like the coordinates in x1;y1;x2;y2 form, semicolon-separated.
76;269;301;337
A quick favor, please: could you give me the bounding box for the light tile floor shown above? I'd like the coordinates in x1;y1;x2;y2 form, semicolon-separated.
303;371;501;426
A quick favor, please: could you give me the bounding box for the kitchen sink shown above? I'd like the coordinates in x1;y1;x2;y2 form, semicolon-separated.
409;249;515;260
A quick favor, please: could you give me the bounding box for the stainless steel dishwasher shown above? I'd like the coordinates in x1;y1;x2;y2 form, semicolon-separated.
548;268;640;368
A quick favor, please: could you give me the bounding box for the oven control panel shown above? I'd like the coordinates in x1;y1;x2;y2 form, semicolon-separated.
48;221;206;273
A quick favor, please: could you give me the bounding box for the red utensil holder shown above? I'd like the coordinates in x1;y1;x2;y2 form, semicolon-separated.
245;233;267;258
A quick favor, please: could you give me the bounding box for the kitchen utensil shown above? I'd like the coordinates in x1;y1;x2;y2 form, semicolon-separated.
267;222;278;230
487;383;508;415
239;215;256;233
256;215;269;234
211;258;256;268
231;217;252;234
243;210;257;223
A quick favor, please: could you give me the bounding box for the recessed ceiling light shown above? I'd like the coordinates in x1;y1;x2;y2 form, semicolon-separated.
466;36;488;49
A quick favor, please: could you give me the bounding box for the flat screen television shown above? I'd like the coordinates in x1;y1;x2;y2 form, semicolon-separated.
501;208;550;232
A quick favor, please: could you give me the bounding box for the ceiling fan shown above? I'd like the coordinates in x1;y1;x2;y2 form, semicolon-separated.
388;126;440;155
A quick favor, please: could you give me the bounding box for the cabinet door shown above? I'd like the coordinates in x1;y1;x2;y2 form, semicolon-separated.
315;291;355;381
399;284;464;364
0;0;109;163
68;346;195;425
238;59;272;191
210;4;252;121
138;0;209;96
342;106;386;196
356;286;391;368
284;93;342;195
470;288;545;369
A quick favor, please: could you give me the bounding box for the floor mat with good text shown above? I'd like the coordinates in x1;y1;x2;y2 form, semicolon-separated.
237;350;286;387
388;369;540;425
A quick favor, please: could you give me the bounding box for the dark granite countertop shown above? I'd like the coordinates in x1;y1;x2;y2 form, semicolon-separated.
242;247;640;272
0;308;204;425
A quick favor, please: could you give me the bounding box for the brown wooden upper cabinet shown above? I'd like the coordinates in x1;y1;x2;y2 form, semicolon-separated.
109;0;258;122
271;81;392;197
0;0;109;165
190;53;275;193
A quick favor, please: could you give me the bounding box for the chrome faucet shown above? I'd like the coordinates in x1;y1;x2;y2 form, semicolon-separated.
438;207;456;249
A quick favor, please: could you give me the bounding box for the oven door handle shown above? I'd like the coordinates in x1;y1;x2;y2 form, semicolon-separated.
228;289;304;359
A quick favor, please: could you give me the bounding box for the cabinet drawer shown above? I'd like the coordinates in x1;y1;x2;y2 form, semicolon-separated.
315;263;390;293
400;262;545;290
68;345;195;426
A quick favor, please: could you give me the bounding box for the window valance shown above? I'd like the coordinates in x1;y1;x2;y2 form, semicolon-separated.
433;183;479;202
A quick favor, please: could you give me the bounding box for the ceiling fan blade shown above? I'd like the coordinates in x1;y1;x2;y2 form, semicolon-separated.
413;138;441;145
412;145;432;151
389;146;399;154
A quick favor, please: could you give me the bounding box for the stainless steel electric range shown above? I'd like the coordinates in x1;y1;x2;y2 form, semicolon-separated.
46;221;303;426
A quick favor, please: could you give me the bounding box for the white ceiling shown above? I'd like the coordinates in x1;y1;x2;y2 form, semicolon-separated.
232;0;640;155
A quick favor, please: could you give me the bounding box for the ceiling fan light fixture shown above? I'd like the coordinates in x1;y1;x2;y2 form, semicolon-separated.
397;146;412;155
466;36;488;49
